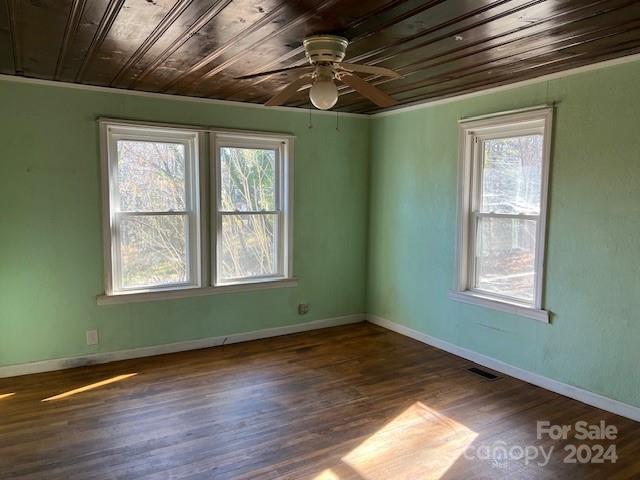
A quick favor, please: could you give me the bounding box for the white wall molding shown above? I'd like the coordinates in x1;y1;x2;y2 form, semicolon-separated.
0;74;367;119
367;314;640;423
0;314;364;379
371;52;640;118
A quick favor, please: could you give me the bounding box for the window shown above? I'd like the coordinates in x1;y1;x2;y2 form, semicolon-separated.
450;108;552;322
102;124;201;294
213;133;292;285
100;121;294;302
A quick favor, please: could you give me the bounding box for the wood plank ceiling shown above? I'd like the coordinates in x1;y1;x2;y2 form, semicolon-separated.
2;0;640;114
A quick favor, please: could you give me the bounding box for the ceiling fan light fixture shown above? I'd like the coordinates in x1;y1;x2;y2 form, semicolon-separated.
309;65;338;110
309;78;338;110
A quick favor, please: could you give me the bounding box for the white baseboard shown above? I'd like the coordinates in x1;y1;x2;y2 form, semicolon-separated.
367;314;640;423
0;314;365;379
6;312;638;423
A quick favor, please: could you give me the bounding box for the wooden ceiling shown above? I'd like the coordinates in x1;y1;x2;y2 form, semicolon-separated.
2;0;640;114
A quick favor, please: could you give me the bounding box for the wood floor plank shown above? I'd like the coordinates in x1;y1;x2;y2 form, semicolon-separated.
0;323;638;479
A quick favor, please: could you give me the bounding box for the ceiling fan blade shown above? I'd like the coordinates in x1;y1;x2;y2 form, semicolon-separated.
265;75;312;106
339;73;397;108
336;62;402;79
235;65;313;80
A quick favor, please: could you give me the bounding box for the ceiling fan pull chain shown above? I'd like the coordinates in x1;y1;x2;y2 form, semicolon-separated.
336;111;339;132
308;108;313;129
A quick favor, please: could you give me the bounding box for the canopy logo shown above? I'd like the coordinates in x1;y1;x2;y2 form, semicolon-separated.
463;420;618;469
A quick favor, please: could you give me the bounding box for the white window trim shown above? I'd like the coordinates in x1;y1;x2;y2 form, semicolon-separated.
98;119;296;304
450;106;553;323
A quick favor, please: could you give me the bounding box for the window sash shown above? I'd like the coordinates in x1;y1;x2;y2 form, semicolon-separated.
468;212;540;305
114;213;195;291
216;140;283;214
215;211;285;284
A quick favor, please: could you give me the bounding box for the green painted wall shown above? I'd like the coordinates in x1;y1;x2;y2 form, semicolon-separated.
0;80;369;366
367;60;640;408
2;60;639;409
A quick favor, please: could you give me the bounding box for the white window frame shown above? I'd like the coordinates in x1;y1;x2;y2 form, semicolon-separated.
212;131;293;286
101;123;202;295
98;120;296;305
449;107;553;323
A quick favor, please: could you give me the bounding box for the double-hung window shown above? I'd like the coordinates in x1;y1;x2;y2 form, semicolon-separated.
100;120;294;302
450;108;553;322
214;134;292;285
103;125;201;293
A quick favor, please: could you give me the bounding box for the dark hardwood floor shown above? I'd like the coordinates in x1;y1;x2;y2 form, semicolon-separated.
0;322;638;479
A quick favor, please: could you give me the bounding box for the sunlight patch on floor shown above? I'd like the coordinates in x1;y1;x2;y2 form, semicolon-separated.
335;401;478;480
41;373;138;402
313;469;341;480
0;393;15;401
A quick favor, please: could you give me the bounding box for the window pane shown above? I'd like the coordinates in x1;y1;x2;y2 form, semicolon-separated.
475;217;537;302
220;147;276;212
117;140;186;212
120;214;189;288
220;214;277;281
481;135;543;214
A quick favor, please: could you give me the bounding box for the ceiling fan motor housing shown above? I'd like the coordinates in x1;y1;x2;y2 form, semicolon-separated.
303;35;348;63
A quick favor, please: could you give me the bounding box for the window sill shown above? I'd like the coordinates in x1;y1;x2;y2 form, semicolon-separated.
448;290;549;323
97;278;298;305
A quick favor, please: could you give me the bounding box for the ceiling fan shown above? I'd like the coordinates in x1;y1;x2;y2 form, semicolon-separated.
234;35;402;110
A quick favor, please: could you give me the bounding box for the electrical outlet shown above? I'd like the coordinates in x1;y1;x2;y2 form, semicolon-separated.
86;329;99;345
298;303;309;315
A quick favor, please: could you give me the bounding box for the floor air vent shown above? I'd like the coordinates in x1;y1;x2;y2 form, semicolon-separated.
467;367;499;380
